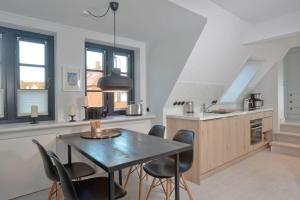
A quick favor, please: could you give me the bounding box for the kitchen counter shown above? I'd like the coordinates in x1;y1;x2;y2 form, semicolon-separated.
167;108;273;184
0;114;156;134
166;108;273;121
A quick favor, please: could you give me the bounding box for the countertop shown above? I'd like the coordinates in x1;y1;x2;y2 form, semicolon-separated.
0;114;156;133
166;108;273;121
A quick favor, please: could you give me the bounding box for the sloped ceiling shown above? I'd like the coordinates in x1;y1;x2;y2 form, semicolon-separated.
211;0;300;23
0;0;203;43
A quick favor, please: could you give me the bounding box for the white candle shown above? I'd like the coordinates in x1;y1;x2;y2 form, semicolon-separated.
69;105;76;116
31;105;38;118
84;96;88;107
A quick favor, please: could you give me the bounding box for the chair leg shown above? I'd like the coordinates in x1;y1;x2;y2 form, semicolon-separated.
124;166;133;188
166;179;170;200
48;182;56;200
181;175;193;200
146;178;156;200
56;184;61;200
138;164;143;200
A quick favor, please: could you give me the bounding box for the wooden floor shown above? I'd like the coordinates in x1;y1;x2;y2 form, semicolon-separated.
14;150;300;200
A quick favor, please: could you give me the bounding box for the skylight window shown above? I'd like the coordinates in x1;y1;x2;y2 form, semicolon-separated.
220;60;260;103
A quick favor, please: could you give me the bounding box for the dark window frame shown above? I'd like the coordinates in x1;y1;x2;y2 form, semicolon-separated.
0;26;55;124
85;42;134;115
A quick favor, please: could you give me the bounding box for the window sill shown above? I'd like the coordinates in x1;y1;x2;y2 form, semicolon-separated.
0;114;156;134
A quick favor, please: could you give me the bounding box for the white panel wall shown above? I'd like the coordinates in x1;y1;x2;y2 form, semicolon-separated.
0;134;56;200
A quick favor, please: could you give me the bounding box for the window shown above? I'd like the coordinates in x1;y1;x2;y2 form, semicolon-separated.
85;43;134;115
0;33;3;118
0;27;54;123
220;60;260;103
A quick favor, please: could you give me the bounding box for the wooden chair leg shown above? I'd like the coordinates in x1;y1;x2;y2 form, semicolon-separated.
48;182;56;200
166;179;170;200
56;184;61;200
146;178;156;200
124;166;133;188
138;165;143;200
181;175;193;200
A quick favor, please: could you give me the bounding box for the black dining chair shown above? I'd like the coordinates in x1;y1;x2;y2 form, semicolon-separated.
124;125;165;199
32;139;95;200
48;151;127;200
143;129;195;200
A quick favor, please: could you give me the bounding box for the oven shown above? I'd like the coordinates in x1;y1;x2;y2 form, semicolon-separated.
250;119;262;145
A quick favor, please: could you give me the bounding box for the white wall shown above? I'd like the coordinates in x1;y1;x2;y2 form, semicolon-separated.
252;62;282;132
147;18;206;123
244;10;300;44
0;11;147;121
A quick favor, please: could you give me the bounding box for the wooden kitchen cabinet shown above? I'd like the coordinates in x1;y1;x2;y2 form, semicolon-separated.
262;117;273;132
200;119;224;174
166;110;273;184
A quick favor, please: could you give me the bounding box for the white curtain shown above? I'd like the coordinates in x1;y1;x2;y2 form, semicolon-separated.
17;90;48;116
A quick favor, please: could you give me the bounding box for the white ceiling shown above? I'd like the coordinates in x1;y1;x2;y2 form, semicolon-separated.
211;0;300;23
0;0;205;43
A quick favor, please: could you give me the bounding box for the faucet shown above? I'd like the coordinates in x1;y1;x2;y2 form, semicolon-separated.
202;100;218;113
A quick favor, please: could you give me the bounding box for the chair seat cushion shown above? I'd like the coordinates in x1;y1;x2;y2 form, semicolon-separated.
74;177;127;200
64;162;95;179
143;157;189;178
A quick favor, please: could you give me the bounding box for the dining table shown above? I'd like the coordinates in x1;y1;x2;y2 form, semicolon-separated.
59;128;192;200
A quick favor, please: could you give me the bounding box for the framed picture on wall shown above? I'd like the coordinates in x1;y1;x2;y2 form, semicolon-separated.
62;67;82;91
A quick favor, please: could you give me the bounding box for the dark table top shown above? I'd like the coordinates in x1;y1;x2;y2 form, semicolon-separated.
59;129;192;172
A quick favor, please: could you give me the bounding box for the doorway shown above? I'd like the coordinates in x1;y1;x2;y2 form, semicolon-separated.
284;47;300;122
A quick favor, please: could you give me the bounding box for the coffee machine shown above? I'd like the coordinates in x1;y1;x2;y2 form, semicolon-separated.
250;93;264;110
244;93;264;111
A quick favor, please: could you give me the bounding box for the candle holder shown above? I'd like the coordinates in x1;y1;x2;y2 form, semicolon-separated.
30;117;38;124
69;115;76;122
82;106;89;120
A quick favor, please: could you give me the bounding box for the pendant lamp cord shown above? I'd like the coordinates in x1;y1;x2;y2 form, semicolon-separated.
86;6;110;18
113;10;116;48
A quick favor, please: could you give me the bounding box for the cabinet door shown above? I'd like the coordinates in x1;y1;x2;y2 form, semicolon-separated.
262;117;273;132
223;116;246;162
200;119;224;174
0;134;56;200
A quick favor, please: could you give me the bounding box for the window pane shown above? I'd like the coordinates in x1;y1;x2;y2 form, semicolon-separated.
114;54;128;73
19;41;45;65
87;71;102;91
114;92;128;110
86;50;103;70
0;89;4;118
20;66;45;89
17;90;48;116
87;92;103;107
0;34;3;117
0;33;3;89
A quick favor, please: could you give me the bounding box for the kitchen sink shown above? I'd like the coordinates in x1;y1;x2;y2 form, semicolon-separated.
208;109;235;114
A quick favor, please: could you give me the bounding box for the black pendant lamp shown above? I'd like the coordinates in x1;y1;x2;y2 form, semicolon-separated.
86;2;133;92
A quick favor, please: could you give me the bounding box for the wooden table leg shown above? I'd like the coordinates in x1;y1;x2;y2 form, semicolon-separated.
108;171;115;200
175;153;180;200
138;164;143;200
68;145;72;165
119;170;123;185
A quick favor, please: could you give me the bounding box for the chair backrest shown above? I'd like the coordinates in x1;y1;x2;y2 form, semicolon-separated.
32;139;57;182
173;129;195;173
48;151;79;200
148;125;165;138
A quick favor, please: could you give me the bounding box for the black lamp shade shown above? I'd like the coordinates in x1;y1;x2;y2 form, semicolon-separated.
97;68;133;92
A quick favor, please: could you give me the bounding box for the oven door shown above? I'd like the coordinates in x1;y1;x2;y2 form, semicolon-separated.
251;125;262;145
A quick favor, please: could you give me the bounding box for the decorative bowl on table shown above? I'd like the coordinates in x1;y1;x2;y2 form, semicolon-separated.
80;128;121;139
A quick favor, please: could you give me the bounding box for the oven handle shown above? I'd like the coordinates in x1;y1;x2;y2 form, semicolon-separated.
251;126;262;130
